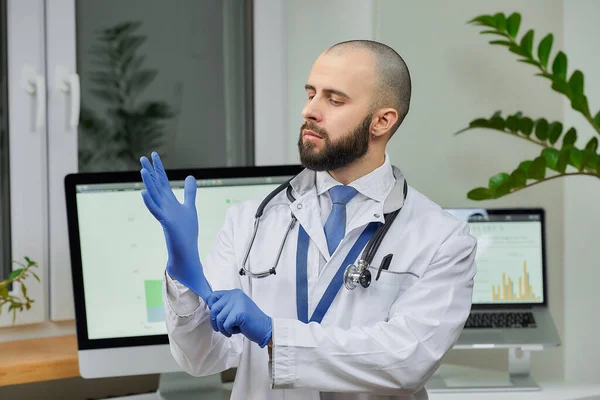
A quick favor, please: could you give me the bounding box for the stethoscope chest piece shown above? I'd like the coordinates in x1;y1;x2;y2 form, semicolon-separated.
343;260;372;290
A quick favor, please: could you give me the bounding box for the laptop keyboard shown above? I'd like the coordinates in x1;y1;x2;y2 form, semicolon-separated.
464;312;537;329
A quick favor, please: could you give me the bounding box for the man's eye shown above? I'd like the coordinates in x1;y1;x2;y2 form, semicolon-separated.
330;99;343;106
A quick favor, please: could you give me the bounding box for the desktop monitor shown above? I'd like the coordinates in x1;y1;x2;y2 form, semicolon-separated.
64;164;303;382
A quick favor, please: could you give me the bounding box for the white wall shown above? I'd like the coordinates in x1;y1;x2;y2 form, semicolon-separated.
375;0;565;381
286;0;376;163
563;0;600;384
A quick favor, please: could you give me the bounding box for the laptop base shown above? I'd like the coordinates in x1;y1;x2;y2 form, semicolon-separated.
426;348;540;393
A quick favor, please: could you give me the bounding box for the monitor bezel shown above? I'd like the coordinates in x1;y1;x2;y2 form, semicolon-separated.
65;164;304;350
448;207;548;310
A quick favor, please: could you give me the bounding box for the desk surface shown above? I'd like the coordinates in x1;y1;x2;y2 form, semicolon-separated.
429;382;600;399
0;334;79;386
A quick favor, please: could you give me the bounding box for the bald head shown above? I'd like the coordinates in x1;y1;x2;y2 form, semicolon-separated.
326;40;412;135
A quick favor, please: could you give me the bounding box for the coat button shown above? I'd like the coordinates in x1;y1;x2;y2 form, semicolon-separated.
297;204;303;209
374;213;380;218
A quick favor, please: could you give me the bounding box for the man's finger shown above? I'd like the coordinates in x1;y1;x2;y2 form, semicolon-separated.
183;175;197;208
141;190;164;221
216;301;235;337
151;152;171;192
207;291;226;309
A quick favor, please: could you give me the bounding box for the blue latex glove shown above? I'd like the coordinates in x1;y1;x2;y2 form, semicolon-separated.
207;289;272;348
139;152;212;302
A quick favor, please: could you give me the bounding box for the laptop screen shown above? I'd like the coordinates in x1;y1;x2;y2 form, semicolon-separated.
445;209;545;306
71;173;294;341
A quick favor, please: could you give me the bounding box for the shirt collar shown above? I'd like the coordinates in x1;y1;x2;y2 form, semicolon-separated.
315;152;395;203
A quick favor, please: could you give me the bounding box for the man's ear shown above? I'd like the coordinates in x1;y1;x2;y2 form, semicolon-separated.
371;108;399;138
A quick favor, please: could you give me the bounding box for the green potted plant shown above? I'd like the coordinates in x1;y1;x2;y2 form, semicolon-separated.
0;257;39;323
455;12;600;200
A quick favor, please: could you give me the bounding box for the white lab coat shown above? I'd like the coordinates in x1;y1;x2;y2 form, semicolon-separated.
162;161;477;400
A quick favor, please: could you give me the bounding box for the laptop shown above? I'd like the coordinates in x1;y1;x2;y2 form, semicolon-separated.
444;208;561;349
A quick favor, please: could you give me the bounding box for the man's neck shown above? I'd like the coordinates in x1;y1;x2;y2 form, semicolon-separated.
328;152;385;185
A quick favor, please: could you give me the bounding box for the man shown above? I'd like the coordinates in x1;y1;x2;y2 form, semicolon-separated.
140;40;477;399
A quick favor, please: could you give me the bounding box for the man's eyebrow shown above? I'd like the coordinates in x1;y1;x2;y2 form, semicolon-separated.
304;84;350;99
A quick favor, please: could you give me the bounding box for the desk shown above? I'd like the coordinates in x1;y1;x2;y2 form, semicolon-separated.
0;335;79;386
427;365;600;400
429;383;600;399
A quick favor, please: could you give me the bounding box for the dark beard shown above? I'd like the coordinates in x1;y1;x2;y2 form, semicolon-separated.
297;113;372;171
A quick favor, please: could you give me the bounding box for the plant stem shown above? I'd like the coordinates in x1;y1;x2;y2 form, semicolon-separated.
509;171;599;195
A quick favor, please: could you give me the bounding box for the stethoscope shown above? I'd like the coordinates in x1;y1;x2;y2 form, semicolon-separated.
239;174;408;290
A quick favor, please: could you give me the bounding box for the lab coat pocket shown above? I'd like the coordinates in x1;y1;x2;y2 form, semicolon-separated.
361;271;419;323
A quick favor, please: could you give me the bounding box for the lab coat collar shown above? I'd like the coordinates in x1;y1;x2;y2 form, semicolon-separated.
315;152;395;204
287;157;406;262
289;156;406;213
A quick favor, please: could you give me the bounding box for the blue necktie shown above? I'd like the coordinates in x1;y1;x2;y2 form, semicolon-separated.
324;185;358;256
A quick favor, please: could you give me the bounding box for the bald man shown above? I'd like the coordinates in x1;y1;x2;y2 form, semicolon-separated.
148;40;477;399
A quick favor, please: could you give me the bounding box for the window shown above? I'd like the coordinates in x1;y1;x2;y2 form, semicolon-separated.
74;0;254;172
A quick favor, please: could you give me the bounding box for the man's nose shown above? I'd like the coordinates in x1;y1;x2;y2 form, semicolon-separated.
301;99;323;122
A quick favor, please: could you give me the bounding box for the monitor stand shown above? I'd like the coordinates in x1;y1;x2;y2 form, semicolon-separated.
104;372;232;400
426;348;541;393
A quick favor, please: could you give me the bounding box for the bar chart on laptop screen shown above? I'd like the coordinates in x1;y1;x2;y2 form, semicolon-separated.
469;221;544;304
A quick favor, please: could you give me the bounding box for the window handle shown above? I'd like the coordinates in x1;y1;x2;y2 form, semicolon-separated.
56;66;81;131
22;65;46;132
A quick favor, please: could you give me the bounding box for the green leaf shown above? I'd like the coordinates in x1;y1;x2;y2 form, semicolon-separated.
493;13;507;31
489;172;510;190
509;43;529;57
519;117;534;135
21;284;27;298
582;147;596;172
520;29;534;57
537;34;554;68
556;147;571;173
569;148;583;170
552;51;568;81
480;30;507;37
585;153;598;171
568;70;585;96
489;116;505;130
489;40;512;46
548;122;563;145
518;160;533;175
585;137;598;153
468;15;497;28
506;13;521;38
528;157;547;179
467;187;494;201
551;79;572;97
536;72;554;80
9;269;24;280
24;256;32;264
594;110;600;129
562;127;577;147
0;285;8;299
505;115;520;132
494;183;511;198
31;272;40;283
509;169;527;188
571;94;590;115
534;118;549;141
518;59;540;67
541;148;560;170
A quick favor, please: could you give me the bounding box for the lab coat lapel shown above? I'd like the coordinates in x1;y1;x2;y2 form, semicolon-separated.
288;169;331;262
290;191;330;263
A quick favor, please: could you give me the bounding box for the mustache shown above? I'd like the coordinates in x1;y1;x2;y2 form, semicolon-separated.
301;121;328;138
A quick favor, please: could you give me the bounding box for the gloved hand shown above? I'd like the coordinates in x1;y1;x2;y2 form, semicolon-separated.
139;152;212;302
207;289;272;348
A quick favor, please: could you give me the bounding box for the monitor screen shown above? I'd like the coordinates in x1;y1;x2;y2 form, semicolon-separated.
462;211;545;305
74;174;293;341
